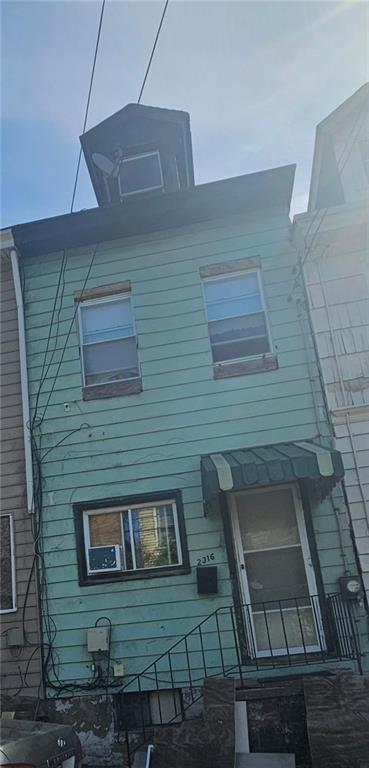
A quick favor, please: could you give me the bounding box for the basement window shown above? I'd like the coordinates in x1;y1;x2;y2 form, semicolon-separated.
74;492;190;585
0;515;16;613
118;151;164;197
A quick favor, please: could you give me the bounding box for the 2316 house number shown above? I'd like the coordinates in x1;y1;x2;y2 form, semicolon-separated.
197;553;215;565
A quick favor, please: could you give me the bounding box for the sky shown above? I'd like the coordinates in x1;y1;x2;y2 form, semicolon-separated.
1;0;368;227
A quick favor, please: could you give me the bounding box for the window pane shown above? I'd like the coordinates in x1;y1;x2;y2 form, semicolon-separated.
89;512;122;547
245;547;310;605
209;312;267;345
81;298;133;343
120;153;163;195
212;336;270;362
204;273;259;303
0;516;13;611
83;337;139;385
207;295;262;321
254;607;317;652
131;504;179;569
237;489;300;551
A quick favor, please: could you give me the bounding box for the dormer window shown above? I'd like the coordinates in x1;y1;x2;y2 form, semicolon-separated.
118;150;164;198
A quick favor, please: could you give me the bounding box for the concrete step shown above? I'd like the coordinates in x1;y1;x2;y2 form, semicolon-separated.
236;754;295;768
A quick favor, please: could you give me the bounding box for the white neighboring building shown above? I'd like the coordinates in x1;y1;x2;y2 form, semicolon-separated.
294;83;369;595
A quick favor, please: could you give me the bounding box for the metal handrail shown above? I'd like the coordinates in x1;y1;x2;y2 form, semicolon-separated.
121;592;360;766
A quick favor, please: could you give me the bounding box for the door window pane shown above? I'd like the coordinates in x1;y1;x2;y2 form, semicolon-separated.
236;489;300;551
245;547;310;605
254;607;318;652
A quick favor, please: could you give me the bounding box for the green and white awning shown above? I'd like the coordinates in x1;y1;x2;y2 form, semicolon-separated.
201;441;344;513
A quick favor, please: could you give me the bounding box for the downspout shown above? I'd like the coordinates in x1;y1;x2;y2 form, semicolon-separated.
9;247;34;514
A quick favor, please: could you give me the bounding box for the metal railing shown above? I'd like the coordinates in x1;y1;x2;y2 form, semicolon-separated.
120;593;360;765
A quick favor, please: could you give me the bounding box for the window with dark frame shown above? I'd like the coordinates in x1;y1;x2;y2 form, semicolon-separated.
202;271;272;365
75;493;190;583
77;293;140;388
0;515;16;613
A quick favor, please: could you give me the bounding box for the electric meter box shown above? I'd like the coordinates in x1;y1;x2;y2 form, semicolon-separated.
87;626;110;653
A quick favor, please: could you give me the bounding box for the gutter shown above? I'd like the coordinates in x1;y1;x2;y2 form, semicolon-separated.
9;245;34;513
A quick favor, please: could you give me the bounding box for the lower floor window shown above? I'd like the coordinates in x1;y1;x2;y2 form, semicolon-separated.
76;493;188;581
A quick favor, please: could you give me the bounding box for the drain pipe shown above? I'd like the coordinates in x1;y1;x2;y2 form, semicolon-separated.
9;246;34;514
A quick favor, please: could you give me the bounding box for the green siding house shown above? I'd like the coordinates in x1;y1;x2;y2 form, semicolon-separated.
9;103;368;766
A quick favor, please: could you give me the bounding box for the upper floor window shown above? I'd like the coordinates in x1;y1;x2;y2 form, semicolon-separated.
78;294;139;388
203;271;272;365
0;515;16;613
118;151;164;198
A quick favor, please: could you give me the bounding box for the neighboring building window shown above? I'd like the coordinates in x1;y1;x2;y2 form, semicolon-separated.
359;139;369;183
203;271;272;365
75;493;190;584
0;515;16;613
118;151;163;197
78;293;139;387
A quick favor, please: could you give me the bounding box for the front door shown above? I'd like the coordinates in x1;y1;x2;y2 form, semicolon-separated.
230;484;324;657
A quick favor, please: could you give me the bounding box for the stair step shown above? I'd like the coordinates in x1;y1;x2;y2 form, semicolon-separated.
236;754;295;768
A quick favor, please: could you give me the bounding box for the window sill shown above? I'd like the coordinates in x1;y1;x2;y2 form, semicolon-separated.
79;564;191;587
213;354;278;379
82;378;142;400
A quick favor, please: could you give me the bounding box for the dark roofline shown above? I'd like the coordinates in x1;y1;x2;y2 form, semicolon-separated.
12;165;296;258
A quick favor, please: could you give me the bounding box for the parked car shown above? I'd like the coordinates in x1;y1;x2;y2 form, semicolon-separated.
0;719;82;767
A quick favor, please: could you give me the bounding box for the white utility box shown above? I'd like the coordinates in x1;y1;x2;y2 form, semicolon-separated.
87;626;110;653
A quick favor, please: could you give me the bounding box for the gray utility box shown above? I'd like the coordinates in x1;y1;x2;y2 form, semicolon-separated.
236;756;295;768
87;626;110;653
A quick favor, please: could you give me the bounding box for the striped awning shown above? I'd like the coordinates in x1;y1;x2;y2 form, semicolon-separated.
201;441;344;514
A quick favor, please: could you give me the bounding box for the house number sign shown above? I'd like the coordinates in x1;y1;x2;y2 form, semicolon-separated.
197;553;215;565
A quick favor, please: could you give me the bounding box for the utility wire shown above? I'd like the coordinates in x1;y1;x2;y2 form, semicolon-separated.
71;0;106;212
32;0;106;425
138;0;169;104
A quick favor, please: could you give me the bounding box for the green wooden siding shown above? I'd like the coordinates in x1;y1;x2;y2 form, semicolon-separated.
23;208;359;688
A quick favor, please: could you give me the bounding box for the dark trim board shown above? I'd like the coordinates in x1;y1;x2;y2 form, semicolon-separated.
12;165;296;257
73;489;191;586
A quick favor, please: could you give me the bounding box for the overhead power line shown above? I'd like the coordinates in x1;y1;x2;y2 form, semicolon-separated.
71;0;106;212
138;0;169;104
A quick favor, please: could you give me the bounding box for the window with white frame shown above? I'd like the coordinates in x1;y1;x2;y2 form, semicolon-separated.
0;515;16;613
203;271;272;364
118;151;164;198
82;498;184;576
78;294;139;387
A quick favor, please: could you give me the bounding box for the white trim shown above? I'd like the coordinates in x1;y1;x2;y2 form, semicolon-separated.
201;268;274;365
296;441;334;477
82;498;183;574
118;150;164;198
210;453;234;491
0;514;17;614
229;484;325;657
10;249;34;514
77;291;140;388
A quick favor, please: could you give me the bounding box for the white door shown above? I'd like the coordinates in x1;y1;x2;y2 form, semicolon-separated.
230;484;324;657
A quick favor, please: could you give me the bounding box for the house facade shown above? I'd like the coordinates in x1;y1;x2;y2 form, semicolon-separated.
0;231;42;701
5;102;369;766
294;84;369;601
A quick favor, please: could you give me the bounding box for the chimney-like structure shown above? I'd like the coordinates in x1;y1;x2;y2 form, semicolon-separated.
80;103;194;207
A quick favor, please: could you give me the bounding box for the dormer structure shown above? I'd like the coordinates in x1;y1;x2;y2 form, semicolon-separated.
80;103;195;206
308;82;369;210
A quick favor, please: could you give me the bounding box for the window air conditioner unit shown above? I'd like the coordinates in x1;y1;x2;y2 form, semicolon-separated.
87;545;122;574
